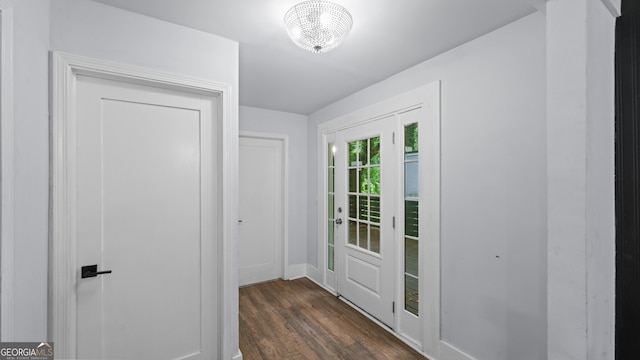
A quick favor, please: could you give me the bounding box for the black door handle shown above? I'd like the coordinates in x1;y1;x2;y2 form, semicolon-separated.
81;264;112;279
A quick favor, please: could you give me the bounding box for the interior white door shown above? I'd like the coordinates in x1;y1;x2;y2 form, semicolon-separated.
238;136;284;286
75;75;218;359
335;116;396;327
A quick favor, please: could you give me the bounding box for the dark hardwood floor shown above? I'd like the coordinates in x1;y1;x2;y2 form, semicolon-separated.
239;278;428;360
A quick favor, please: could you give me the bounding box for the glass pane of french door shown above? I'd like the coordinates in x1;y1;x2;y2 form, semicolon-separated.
347;136;381;253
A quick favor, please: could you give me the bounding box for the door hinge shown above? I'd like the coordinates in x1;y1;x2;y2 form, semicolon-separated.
392;301;395;313
392;216;396;229
392;132;396;144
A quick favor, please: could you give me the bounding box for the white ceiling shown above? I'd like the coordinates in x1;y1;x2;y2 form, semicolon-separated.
92;0;537;115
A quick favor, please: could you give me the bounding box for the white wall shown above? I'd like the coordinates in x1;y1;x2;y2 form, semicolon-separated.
50;0;238;87
308;13;547;360
10;0;51;341
239;106;309;268
9;0;240;352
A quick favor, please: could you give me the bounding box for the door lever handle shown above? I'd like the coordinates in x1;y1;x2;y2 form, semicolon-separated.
81;264;112;279
335;218;343;225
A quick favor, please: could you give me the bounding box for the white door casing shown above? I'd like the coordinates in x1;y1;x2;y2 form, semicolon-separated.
0;0;15;341
50;52;236;359
238;135;285;286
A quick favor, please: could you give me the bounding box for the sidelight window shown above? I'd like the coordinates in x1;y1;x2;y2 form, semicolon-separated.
404;123;419;316
328;142;336;271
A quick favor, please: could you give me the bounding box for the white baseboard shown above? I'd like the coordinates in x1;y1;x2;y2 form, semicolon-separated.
285;263;307;280
440;341;476;360
231;348;243;360
305;264;320;282
305;271;334;292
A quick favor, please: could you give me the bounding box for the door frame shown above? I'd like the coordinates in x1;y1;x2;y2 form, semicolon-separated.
238;131;288;283
49;52;236;359
316;81;441;357
0;0;14;341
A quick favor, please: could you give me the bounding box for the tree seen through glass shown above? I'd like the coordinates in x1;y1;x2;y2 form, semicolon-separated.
348;136;381;254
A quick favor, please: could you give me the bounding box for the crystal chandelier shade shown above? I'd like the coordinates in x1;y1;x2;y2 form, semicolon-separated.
284;1;353;53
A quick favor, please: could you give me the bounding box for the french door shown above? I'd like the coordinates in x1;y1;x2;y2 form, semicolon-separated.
322;83;440;355
335;116;396;327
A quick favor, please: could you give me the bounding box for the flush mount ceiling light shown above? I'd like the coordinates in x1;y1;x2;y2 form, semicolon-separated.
284;1;353;53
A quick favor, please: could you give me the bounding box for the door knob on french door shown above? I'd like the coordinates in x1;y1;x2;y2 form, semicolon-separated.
81;264;113;279
335;218;343;225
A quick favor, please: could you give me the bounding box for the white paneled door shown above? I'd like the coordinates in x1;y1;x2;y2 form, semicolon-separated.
335;116;396;327
74;75;218;359
238;136;284;286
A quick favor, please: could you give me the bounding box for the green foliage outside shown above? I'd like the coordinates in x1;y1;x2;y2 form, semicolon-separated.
405;123;419;154
349;137;381;195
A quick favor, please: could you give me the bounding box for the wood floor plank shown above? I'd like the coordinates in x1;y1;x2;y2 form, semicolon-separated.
239;278;428;360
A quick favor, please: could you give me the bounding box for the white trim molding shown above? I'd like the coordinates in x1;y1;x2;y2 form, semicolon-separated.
286;263;307;280
525;0;621;17
601;0;622;17
50;52;237;359
439;341;478;360
305;263;320;283
0;0;15;342
231;349;243;360
283;264;321;282
526;0;547;13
